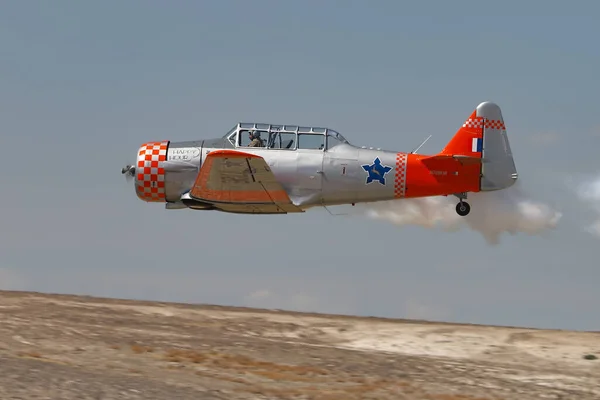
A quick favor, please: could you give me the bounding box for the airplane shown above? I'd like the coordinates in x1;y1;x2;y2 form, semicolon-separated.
121;101;518;216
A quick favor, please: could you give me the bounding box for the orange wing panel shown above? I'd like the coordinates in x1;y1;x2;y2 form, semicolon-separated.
189;150;302;213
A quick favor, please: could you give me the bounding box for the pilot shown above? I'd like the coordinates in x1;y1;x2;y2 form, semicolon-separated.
248;130;264;147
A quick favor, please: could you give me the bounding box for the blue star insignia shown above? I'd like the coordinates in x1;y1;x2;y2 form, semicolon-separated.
361;157;392;185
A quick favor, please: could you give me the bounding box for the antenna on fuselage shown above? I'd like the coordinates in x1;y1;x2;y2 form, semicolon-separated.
410;134;432;154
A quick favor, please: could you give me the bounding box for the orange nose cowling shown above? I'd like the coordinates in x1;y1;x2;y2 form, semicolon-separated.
134;140;170;202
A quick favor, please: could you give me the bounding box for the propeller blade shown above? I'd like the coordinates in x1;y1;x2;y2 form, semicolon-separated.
121;165;136;182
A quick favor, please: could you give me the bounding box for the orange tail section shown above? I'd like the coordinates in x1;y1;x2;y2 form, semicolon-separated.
416;101;517;197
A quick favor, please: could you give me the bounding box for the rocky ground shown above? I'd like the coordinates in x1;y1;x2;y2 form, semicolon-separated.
0;290;598;400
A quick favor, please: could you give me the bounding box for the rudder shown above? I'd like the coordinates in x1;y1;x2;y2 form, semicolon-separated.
477;101;518;191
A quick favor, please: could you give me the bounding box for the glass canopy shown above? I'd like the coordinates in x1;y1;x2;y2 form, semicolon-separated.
223;122;350;150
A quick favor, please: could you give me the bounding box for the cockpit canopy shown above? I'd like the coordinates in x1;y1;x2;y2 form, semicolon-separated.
223;123;350;150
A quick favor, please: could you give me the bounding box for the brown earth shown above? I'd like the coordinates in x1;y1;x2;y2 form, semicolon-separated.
0;290;598;399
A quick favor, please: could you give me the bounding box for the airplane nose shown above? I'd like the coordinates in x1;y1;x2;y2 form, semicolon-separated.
133;140;170;202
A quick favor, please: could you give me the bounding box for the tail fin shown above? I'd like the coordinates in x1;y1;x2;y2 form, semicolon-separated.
440;105;487;158
440;101;518;191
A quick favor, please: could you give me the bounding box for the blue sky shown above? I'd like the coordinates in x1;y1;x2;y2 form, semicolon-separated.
2;1;600;331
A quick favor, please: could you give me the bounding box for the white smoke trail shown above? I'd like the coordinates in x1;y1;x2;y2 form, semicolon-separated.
359;182;562;245
573;174;600;237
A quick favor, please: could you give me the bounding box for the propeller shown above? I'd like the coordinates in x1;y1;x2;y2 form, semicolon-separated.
121;164;136;183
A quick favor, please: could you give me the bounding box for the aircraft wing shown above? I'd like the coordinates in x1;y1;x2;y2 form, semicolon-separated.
188;149;303;214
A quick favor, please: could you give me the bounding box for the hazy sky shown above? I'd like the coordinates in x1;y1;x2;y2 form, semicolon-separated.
2;1;600;331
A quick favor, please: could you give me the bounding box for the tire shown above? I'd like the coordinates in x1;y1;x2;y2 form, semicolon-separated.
456;201;470;216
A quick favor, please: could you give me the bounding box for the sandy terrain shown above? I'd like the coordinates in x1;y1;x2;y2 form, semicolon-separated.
0;290;598;399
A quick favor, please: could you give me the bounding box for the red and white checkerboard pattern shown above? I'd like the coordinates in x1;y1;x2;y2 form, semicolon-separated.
462;117;506;130
394;153;408;198
135;140;169;202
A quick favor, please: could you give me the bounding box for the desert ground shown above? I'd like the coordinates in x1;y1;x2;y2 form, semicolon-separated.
0;291;598;399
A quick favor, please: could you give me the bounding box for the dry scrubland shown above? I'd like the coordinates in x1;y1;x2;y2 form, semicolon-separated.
0;291;598;400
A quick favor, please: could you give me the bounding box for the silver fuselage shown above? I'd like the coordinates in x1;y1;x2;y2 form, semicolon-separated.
161;136;400;210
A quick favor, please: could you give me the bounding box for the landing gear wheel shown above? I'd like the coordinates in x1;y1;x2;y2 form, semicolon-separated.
456;201;470;216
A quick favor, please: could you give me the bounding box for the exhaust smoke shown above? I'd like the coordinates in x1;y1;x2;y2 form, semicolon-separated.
360;182;562;245
574;174;600;237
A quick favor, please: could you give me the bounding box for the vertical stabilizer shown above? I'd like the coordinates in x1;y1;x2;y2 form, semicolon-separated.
440;109;485;159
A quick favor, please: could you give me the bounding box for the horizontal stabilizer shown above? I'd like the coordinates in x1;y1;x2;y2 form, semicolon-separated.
422;154;484;166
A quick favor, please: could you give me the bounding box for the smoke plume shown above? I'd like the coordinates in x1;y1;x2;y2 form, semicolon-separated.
360;182;562;245
573;174;600;237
